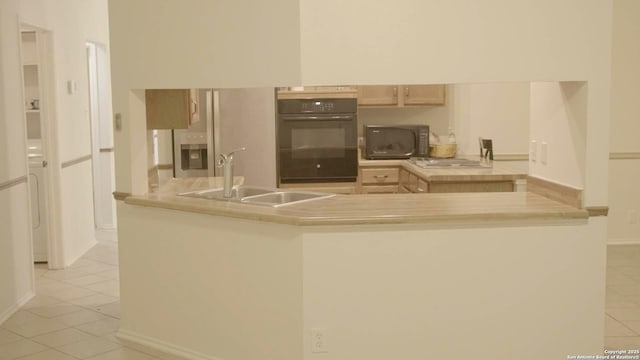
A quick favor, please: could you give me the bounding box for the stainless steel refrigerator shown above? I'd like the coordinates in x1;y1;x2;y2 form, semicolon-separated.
173;89;220;177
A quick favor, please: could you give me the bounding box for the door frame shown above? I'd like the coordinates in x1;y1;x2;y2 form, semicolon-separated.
18;21;65;269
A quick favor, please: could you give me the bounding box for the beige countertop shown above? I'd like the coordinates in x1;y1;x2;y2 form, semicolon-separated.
359;156;528;182
148;176;245;194
125;176;587;226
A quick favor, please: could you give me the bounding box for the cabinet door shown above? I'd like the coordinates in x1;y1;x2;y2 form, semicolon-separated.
416;178;429;193
146;89;190;129
399;168;410;187
403;85;445;105
357;86;398;106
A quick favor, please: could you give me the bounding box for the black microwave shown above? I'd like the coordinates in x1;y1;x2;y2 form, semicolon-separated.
364;125;429;159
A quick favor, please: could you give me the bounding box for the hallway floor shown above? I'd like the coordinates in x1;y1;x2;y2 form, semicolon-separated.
0;231;182;360
1;238;639;359
604;245;640;349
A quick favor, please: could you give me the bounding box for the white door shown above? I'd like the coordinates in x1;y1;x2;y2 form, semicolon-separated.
86;42;117;230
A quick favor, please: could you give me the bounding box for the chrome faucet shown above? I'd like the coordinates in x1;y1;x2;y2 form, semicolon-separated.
216;147;246;198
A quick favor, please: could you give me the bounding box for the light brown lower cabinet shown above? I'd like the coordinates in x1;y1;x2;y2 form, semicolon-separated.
382;166;515;194
361;185;399;194
428;181;514;193
399;168;428;193
279;182;357;194
360;167;400;194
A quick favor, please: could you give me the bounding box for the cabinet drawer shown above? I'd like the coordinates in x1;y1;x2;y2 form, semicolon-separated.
361;168;399;184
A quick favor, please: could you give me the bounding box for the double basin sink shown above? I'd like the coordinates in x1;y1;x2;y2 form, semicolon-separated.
178;185;335;207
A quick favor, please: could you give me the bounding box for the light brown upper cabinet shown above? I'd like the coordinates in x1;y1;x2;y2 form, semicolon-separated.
357;85;445;107
357;86;399;106
145;89;200;129
403;85;445;105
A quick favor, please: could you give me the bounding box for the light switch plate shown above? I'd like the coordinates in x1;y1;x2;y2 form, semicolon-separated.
67;80;77;94
311;328;328;353
541;141;548;165
530;140;537;162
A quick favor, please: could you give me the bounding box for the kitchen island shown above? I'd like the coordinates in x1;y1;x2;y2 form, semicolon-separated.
117;176;605;360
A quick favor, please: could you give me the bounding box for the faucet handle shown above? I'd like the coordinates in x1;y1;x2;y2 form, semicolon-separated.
227;147;246;157
216;147;247;167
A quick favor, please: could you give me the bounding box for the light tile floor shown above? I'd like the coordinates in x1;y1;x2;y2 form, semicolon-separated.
0;230;185;360
605;245;640;350
1;235;639;358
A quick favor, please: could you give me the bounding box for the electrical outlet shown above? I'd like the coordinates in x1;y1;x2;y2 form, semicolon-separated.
311;328;328;353
530;140;537;162
541;141;548;165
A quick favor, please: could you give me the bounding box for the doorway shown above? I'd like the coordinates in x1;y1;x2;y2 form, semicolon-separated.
86;42;116;232
20;26;52;264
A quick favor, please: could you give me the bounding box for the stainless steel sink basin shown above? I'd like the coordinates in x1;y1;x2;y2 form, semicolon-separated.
241;191;334;207
178;185;334;207
179;185;274;201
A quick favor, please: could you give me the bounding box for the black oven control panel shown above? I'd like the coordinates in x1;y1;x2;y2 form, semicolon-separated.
278;98;357;114
301;101;334;113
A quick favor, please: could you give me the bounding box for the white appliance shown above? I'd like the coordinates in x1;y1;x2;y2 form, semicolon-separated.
28;140;49;262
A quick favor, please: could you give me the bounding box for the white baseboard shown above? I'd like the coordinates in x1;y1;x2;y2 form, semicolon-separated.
0;290;35;325
116;328;223;360
608;238;640;245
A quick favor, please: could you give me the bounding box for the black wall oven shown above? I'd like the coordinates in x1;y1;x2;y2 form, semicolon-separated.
277;98;358;183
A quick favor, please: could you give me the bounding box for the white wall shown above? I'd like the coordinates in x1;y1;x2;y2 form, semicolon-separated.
608;0;640;244
453;83;530;156
529;82;587;189
358;83;530;157
219;88;277;188
610;0;640;153
60;161;97;263
0;0;35;323
111;0;611;208
118;203;303;360
608;161;640;244
117;203;606;359
297;0;611;207
299;0;608;85
109;0;301;195
17;0;111;266
302;219;607;359
107;0;301;90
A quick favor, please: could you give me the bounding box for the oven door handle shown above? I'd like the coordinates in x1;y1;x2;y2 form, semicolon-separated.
281;115;354;121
